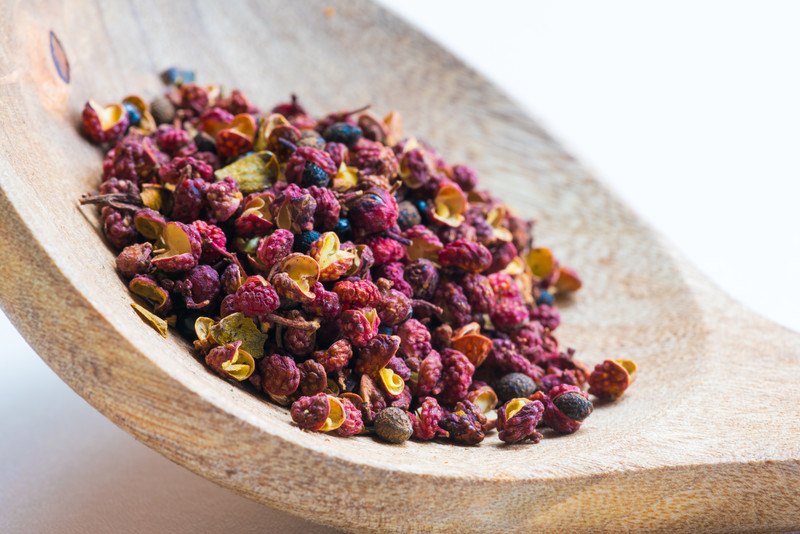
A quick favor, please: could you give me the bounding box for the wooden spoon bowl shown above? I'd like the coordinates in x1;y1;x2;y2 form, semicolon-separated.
1;1;798;532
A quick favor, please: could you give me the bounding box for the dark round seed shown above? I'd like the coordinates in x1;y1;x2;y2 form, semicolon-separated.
122;102;141;127
334;218;352;238
301;161;331;188
414;199;429;222
379;326;394;336
323;122;363;148
176;313;201;340
194;131;216;152
536;290;555;306
295;230;321;253
553;392;593;422
397;200;422;230
494;372;537;403
150;95;176;125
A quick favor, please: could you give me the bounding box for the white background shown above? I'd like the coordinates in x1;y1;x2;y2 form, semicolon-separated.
2;2;798;532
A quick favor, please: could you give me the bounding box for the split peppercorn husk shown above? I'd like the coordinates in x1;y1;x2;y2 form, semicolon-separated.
79;71;638;446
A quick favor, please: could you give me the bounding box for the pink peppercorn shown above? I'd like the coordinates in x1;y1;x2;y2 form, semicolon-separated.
102;209;137;250
487;241;518;273
298;359;327;396
336;398;364;437
532;384;593;434
193;220;227;264
291;393;329;431
303;282;342;319
438;239;492;273
260;354;301;396
233;276;280;320
460;273;496;314
354;333;399;376
333;279;381;309
375;262;413;297
116;242;152;278
439;400;486;445
490;297;530;332
153;125;196;156
307;185;341;230
284;146;337;185
346;188;399;236
531;304;561;331
363;236;406;266
159;156;213;185
81;101;129;144
411;396;446;440
256;229;294;269
403;259;440;300
314;339;353;373
397;318;432;360
205;177;242;223
450;164;478;192
439;348;475;405
170;177;207;222
488;338;544;382
434;282;472;327
324;142;349;169
415;350;443;396
111;135;163;185
497;399;544;444
177;264;220;310
339;307;380;348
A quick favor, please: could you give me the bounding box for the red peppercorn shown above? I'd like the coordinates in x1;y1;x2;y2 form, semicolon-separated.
439;400;486;445
291;393;329;431
438;239;492;273
339;307;380;348
314;339;353;373
298;359;327;396
260;354;301;396
333;279;381;309
410;396;446;441
232;276;280;320
397;318;432;360
116;242;152;278
415;350;443;396
336;397;364;437
256;229;294;269
439;348;475;405
497;399;544;444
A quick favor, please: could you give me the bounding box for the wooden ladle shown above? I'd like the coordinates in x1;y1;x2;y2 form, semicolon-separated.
1;1;798;532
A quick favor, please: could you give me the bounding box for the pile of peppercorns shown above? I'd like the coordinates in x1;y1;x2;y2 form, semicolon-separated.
80;72;637;446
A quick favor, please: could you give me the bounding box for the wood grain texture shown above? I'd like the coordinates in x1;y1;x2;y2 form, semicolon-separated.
0;1;798;532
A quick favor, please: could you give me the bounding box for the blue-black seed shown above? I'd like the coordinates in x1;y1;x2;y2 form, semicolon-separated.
379;326;394;336
334;218;352;238
122;102;141;127
295;230;321;253
536;290;555;306
301;161;331;188
323;122;363;148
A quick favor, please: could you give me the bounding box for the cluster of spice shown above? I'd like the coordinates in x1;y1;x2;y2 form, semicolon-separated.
79;72;637;445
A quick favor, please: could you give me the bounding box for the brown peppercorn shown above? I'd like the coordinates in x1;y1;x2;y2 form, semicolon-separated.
150;95;176;124
374;407;413;444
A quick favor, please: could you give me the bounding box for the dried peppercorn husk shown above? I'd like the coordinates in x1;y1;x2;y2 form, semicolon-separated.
79;82;635;447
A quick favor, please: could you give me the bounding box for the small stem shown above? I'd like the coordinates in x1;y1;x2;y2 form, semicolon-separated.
385;231;411;246
411;300;443;316
79;192;143;212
